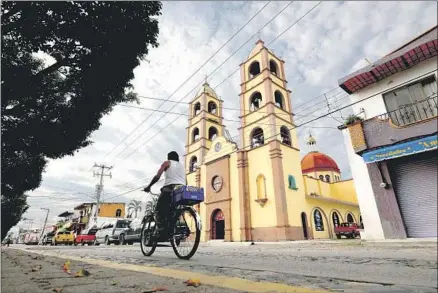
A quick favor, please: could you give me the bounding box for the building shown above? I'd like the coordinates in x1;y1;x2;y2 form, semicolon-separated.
338;26;437;240
185;40;360;242
73;202;126;225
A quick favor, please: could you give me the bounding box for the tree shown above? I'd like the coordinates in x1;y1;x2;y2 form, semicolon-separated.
1;193;29;239
1;1;162;239
144;196;159;217
128;200;143;218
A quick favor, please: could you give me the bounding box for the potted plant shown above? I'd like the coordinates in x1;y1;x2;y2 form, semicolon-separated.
344;115;367;152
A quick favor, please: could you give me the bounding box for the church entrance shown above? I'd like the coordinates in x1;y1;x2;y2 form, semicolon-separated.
301;212;309;240
211;209;225;240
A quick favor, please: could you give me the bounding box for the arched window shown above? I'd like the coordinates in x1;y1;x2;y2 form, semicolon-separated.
251;127;264;148
193;102;201;116
256;174;266;199
332;212;340;227
115;209;122;217
288;175;297;190
346;213;354;223
269;60;279;76
274;90;284;109
314;209;324;231
249;92;262;111
192;127;200;142
189;156;198;172
280;126;291;146
319;175;324;181
208;101;217;114
325;175;331;183
248;61;261;79
208;127;218;140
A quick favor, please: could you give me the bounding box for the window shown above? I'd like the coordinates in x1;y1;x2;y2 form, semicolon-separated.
325;175;331;182
208;101;217;114
314;209;324;231
115;209;122;217
280;126;291;146
189;156;197;172
269;60;279;76
249;92;263;111
319;175;324;181
250;127;264;148
256;174;266;199
212;176;223;192
248;61;261;79
116;220;130;228
192;127;200;142
332;212;340;227
383;75;438;126
274;90;284;109
346;213;354;223
193;102;201;116
288;175;297;190
208;126;218;140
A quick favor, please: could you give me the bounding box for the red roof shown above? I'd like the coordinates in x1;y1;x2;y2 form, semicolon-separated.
339;26;438;94
301;152;340;174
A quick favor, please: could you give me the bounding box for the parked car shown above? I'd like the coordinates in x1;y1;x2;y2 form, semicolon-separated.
118;218;143;245
74;228;99;246
95;219;131;245
334;223;360;239
52;231;75;245
41;232;55;245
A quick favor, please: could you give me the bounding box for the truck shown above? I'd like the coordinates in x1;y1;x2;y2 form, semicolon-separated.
334;223;360;239
74;228;99;246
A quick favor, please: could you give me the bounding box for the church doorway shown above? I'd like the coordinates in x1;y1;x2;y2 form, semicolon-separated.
211;209;225;240
301;212;309;240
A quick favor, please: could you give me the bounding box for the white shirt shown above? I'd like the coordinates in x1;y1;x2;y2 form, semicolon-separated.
163;160;186;186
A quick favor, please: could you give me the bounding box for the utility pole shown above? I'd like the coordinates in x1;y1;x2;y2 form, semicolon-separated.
92;163;113;221
38;208;50;245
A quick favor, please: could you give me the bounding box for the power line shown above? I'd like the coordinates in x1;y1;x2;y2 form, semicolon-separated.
99;1;273;162
108;69;437;198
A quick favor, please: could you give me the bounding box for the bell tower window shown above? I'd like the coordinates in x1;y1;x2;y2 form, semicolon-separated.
192;127;200;142
280;126;291;146
249;92;262;112
248;61;261;79
208;101;217;114
274;91;284;109
269;60;279;76
208;127;218;140
251;127;264;148
193;102;201;116
189;156;198;172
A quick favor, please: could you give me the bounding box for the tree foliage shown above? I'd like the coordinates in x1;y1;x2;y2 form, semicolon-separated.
1;1;162;238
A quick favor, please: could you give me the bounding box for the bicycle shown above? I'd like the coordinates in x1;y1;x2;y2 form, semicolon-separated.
140;185;204;260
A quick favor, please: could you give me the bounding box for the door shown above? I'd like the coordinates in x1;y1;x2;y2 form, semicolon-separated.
211;210;225;240
388;150;437;238
301;212;308;240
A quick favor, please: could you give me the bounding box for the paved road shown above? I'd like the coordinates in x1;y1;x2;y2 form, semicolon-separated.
15;240;438;292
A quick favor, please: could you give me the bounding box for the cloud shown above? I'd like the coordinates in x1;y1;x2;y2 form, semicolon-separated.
18;1;437;230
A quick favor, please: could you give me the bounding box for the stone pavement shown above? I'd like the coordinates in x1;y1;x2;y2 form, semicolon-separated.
1;248;244;293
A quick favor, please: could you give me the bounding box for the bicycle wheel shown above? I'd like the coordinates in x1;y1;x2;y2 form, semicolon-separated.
140;216;157;257
171;207;201;260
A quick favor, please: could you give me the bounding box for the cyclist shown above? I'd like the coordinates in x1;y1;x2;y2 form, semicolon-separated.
143;151;185;237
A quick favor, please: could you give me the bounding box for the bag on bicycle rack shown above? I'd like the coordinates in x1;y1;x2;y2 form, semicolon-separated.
172;185;204;206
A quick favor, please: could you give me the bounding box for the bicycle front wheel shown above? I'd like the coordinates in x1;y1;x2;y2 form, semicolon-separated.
171;207;201;260
140;216;157;257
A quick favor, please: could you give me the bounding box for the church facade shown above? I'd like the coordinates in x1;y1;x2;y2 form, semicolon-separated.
185;40;360;242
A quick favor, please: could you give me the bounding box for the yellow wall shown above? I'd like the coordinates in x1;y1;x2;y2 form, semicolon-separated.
229;153;241;242
98;203;125;218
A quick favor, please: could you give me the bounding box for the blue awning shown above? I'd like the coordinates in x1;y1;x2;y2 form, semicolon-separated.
362;135;437;163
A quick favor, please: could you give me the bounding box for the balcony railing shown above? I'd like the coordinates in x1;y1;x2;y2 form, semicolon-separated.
379;95;438;126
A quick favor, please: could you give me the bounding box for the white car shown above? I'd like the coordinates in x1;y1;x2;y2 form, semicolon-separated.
94;219;131;245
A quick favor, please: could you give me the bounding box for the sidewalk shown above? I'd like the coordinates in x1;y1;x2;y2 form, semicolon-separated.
1;248;240;293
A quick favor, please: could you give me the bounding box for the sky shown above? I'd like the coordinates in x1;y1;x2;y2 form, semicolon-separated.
14;1;438;233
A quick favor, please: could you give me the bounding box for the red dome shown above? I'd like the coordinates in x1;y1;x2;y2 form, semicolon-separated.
301;152;340;174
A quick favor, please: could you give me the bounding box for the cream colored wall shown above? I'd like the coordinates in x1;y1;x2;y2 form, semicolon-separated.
199;164;208;242
229;153;241;242
242;54;264;90
247;146;277;228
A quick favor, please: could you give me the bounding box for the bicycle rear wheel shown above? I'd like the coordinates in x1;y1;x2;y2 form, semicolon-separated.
171;207;201;260
140;216;157;257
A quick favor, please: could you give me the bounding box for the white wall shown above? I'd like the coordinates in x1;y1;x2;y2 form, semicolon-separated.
349;57;438;119
342;129;385;240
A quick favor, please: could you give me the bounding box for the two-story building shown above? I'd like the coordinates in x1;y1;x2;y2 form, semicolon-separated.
338;26;437;240
73;202;126;226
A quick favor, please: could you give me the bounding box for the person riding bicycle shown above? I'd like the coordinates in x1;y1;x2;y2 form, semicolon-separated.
143;151;185;237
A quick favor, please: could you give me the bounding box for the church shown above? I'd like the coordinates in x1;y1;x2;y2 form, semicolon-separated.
185;40;361;242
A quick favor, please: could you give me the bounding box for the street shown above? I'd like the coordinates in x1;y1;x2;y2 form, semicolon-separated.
5;239;437;293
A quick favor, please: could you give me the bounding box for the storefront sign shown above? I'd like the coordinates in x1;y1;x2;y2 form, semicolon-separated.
362;135;437;163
